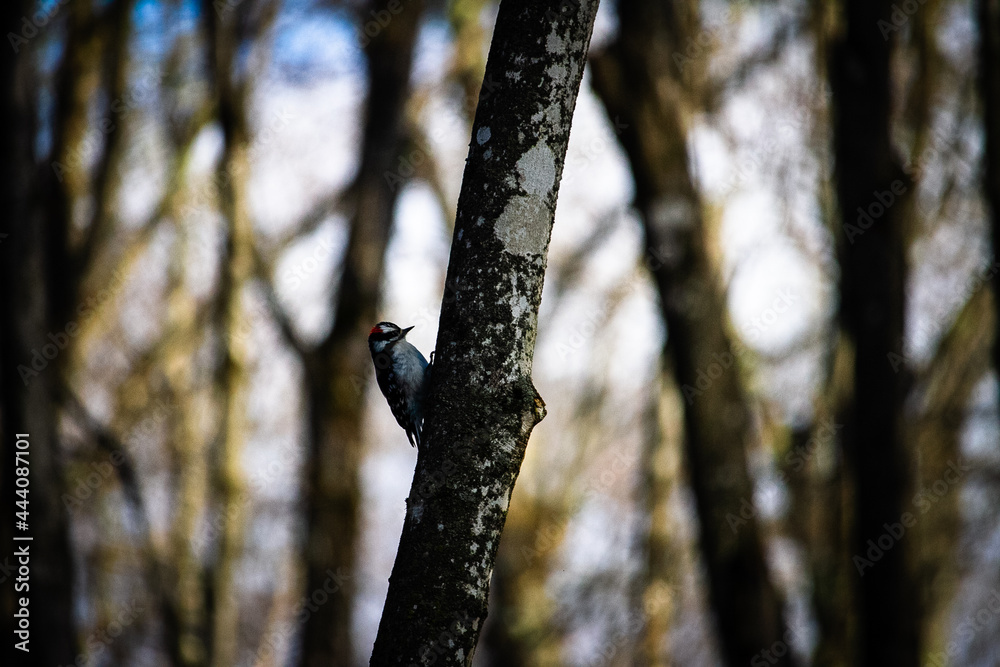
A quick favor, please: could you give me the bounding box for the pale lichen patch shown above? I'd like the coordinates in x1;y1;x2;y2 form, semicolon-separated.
476;126;491;145
546;29;565;54
471;486;511;536
494;143;557;256
495;196;548;256
510;293;529;320
516;144;556;195
546;63;567;85
545;102;563;130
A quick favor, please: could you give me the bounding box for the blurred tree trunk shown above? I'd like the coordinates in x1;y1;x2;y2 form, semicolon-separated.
0;1;78;664
447;0;489;110
0;0;31;643
632;370;686;666
982;0;1000;402
166;232;214;666
788;363;856;667
908;288;994;658
479;497;564;667
205;3;255;665
369;0;598;662
590;1;791;664
204;2;282;664
827;0;917;664
901;2;976;655
298;2;423;665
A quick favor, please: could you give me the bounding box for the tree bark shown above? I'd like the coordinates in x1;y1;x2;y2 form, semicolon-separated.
369;1;599;663
827;0;917;664
981;0;1000;410
205;3;255;663
589;1;791;664
633;371;686;666
0;1;78;664
908;286;994;659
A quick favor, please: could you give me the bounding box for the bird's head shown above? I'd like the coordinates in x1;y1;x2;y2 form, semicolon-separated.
368;321;413;346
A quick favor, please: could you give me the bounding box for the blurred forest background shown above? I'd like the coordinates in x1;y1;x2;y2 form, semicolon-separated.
1;0;999;665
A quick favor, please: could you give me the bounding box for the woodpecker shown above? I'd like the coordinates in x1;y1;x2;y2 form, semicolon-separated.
368;321;429;448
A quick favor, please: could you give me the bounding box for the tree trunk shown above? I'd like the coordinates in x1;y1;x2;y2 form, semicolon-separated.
589;1;791;664
0;1;78;663
827;0;917;664
205;5;255;663
369;0;599;663
633;371;686;666
982;0;1000;409
908;288;994;658
299;2;423;665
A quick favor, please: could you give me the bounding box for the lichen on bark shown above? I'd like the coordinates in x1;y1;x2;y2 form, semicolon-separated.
369;0;599;664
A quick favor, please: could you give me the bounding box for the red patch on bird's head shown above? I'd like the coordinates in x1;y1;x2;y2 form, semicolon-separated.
370;325;381;335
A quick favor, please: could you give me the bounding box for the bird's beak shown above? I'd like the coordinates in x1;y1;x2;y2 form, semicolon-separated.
401;326;414;336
